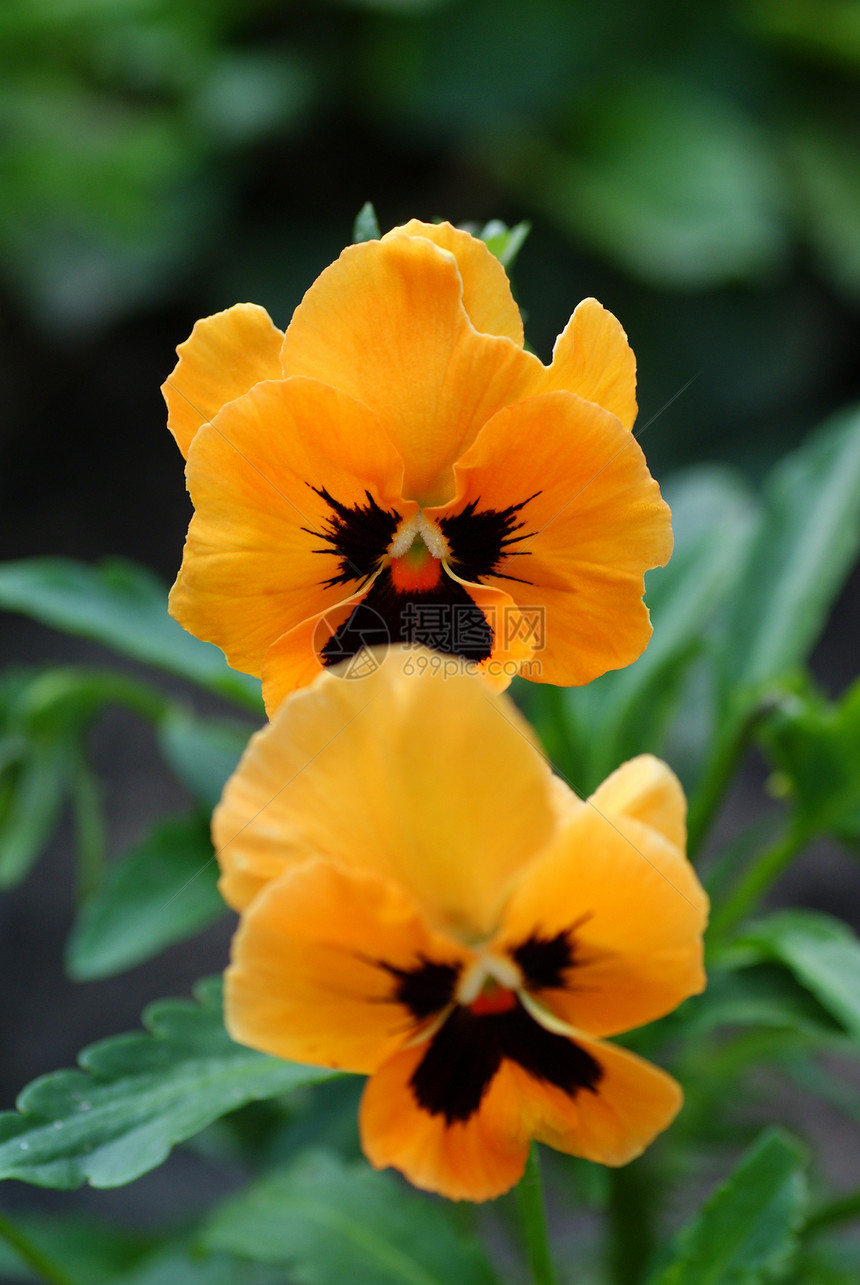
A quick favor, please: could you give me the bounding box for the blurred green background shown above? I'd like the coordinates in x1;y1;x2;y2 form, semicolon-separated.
4;0;860;583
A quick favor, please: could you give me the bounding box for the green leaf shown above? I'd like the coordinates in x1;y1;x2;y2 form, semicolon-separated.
0;559;262;712
0;978;336;1189
685;963;844;1039
715;409;860;715
653;1129;807;1285
759;677;860;844
554;465;756;789
0;737;73;887
735;910;860;1042
202;1149;498;1285
114;1247;286;1285
0;1211;153;1283
158;711;253;811
65;814;226;981
477;218;530;269
353;201;381;242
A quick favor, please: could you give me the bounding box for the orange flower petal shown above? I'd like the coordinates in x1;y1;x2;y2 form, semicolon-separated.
428;391;672;686
383;220;524;345
496;760;707;1038
225;857;467;1075
526;298;637;430
279;235;538;505
589;753;687;851
169;377;409;677
360;1041;529;1202
213;647;560;932
162;303;284;458
359;1027;680;1200
513;1037;682;1168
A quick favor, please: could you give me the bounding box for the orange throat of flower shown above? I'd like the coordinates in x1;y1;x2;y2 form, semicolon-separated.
389;538;443;593
469;982;518;1017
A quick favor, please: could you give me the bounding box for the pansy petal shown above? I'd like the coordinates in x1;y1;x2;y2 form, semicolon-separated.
170;377;409;676
213;647;559;936
225;857;467;1075
497;776;707;1038
441;566;538;692
360;1042;529;1202
260;586;381;716
162;303;284;458
513;1037;682;1167
526;298;637;430
383;220;524;344
279;236;538;505
589;754;686;851
429;391;672;686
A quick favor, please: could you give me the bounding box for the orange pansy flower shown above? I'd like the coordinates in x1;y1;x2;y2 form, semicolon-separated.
164;220;672;714
218;652;708;1201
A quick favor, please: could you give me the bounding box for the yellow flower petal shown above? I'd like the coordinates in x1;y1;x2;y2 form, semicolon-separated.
427;391;673;685
213;647;560;936
527;298;637;430
279;235;538;505
383;219;524;344
496;759;707;1038
517;1037;683;1168
360;1041;529;1202
162;303;283;458
225;857;467;1075
169;377;409;677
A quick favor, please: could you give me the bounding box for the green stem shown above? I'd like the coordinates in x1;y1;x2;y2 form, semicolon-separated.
515;1145;558;1285
0;1209;82;1285
686;718;749;861
606;1159;658;1285
804;1187;860;1238
709;828;805;938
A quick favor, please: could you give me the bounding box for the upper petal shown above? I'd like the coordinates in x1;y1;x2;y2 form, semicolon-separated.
525;298;637;430
383;220;524;344
162;303;284;458
279;235;538;505
427;391;673;686
213;647;561;937
169;377;409;677
496;757;708;1038
225;856;468;1075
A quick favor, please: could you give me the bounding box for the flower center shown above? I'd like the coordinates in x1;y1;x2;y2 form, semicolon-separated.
388;512;450;593
457;953;522;1013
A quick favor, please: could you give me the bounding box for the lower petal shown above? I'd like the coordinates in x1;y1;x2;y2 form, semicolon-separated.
360;1042;529;1202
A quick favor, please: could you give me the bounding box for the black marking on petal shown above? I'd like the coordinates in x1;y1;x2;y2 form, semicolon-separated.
512;931;575;990
303;486;399;588
410;1001;603;1124
320;566;493;666
382;956;461;1021
439;493;540;585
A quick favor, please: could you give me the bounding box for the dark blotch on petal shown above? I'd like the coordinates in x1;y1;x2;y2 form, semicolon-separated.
512;931;574;990
439;494;539;585
320;566;492;666
411;1002;602;1125
305;486;400;588
382;955;461;1021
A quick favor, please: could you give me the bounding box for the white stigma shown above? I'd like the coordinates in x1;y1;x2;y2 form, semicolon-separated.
389;511;450;560
457;953;522;1006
